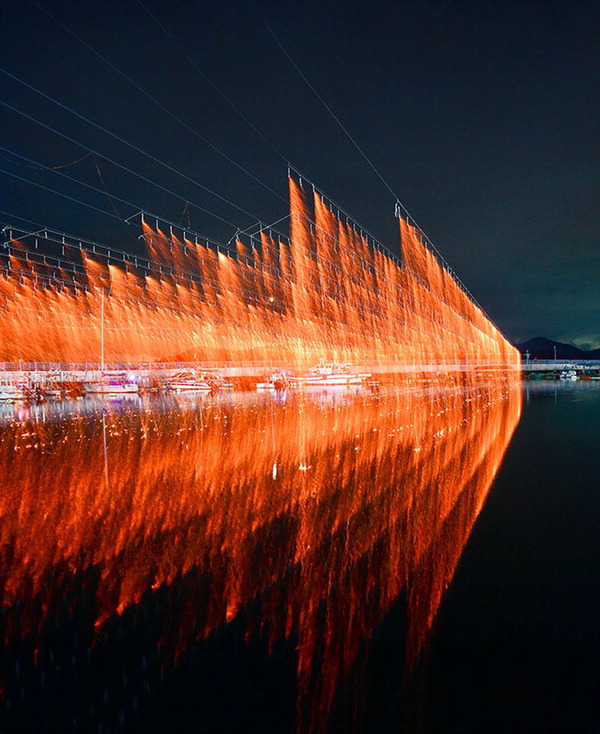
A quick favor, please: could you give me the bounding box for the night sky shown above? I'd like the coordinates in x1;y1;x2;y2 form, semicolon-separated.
1;0;598;348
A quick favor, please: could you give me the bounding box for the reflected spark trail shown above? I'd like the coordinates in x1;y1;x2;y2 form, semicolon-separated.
0;380;521;731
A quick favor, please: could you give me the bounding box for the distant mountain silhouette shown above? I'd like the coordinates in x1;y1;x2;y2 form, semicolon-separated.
516;336;600;360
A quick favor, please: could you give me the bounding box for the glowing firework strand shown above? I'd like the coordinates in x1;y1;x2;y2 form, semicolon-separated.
0;175;519;371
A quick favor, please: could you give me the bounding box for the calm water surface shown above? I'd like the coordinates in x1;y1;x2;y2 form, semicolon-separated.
0;379;597;732
422;380;600;734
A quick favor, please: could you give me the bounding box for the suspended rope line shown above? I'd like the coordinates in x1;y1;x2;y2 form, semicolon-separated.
0;210;46;231
44;151;94;170
92;153;123;222
31;1;286;204
0;101;241;230
178;201;191;229
0;167;123;221
267;27;478;299
4;222;229;289
289;167;490;317
137;0;288;165
0;150;93;171
2;147;215;254
87;152;143;246
289;164;397;259
267;25;401;204
230;213;292;242
0;69;274;224
0;145;149;218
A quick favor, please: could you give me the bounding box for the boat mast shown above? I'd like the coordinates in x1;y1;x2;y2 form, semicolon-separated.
100;289;105;374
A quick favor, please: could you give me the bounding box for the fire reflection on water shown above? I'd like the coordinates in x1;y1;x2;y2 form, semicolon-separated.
0;378;521;730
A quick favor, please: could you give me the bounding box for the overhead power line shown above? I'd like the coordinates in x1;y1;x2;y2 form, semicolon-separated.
266;25;401;205
0;145;149;221
137;0;288;165
0;210;46;231
31;0;286;204
0;67;271;224
0;166;124;222
0;101;239;230
266;25;475;296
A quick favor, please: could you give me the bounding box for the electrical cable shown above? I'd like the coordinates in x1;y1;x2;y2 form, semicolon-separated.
267;25;400;204
31;1;286;203
0;146;147;218
266;25;485;308
0;166;125;221
137;0;288;165
0;101;242;230
0;68;269;222
0;210;46;231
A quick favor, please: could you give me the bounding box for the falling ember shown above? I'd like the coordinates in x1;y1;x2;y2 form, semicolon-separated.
0;174;519;371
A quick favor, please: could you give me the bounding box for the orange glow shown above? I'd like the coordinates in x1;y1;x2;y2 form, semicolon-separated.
0;378;521;728
0;178;519;370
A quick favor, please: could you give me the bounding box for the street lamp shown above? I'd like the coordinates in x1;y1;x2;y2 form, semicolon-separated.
553;345;557;361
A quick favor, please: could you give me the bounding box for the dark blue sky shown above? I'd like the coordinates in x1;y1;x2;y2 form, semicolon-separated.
1;0;598;347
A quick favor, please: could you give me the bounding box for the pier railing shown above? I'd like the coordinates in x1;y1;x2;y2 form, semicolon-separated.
522;360;600;371
0;360;523;381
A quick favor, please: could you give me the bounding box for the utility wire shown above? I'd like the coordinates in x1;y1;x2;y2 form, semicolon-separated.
5;6;487;319
267;25;480;302
0;149;93;171
267;25;401;204
31;0;286;203
0;68;266;222
0;210;46;230
2;146;241;256
0;145;148;219
0;167;123;221
137;0;288;165
92;153;123;222
0;101;240;229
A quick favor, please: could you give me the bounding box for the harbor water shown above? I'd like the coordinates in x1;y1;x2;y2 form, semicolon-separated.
0;379;598;732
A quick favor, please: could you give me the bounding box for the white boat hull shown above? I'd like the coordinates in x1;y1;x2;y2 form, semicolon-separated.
84;383;139;395
559;370;579;381
45;389;66;398
170;383;213;392
256;375;289;390
289;373;371;387
0;388;27;401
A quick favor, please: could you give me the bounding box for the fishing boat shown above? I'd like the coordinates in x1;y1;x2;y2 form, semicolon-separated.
256;371;290;390
42;372;68;399
44;386;65;399
0;380;27;401
559;369;578;381
82;291;140;395
164;370;213;392
289;362;372;388
84;372;140;395
164;370;232;393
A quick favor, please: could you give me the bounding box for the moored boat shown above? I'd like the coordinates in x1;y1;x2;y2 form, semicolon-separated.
289;362;372;388
84;372;140;395
41;372;68;399
163;370;232;393
256;371;290;390
559;369;578;381
0;380;28;401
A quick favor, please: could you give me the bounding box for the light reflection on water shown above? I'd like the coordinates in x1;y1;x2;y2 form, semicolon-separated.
0;378;521;732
